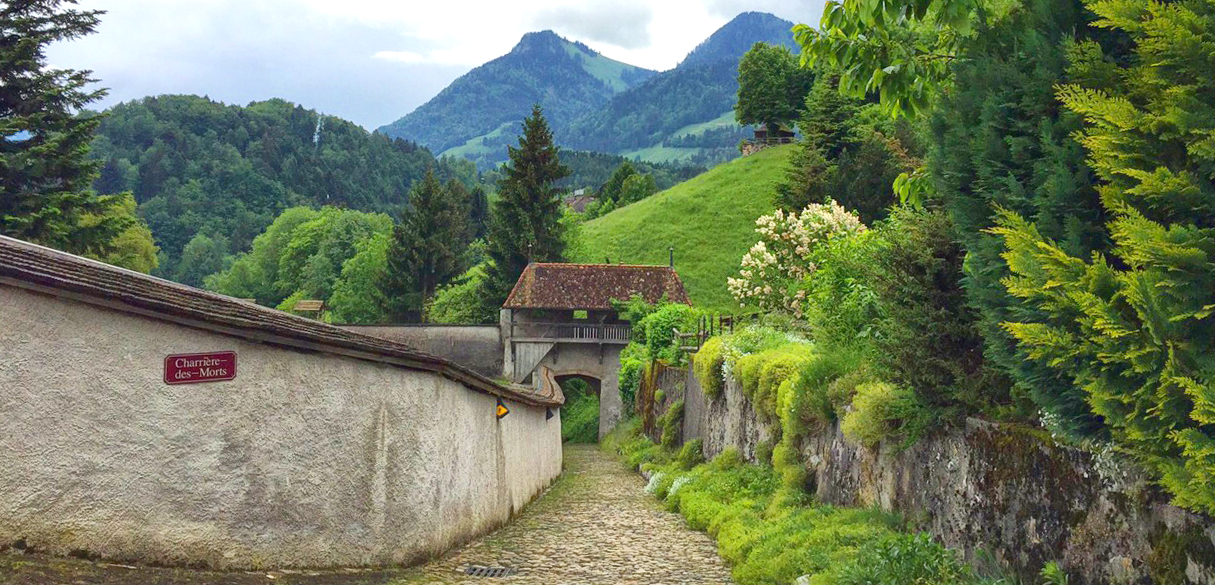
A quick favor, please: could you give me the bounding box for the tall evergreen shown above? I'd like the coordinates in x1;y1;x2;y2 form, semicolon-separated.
929;0;1109;437
380;167;470;322
482;105;570;310
0;0;127;252
468;185;490;240
995;0;1215;514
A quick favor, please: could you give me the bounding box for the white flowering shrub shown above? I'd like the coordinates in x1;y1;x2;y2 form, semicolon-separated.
644;471;666;494
728;201;866;316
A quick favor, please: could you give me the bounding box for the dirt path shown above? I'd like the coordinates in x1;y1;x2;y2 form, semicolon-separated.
0;445;733;585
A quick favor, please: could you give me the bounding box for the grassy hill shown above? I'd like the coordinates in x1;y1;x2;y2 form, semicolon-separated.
572;144;794;311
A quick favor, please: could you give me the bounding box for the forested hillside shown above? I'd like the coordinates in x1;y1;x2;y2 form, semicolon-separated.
561;12;799;166
90;95;460;283
377;31;656;169
571;145;794;309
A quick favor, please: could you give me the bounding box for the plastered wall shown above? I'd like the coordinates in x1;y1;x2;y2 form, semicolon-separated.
0;285;562;570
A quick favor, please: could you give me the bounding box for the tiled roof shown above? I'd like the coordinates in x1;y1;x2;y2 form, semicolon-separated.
503;263;690;310
0;235;560;407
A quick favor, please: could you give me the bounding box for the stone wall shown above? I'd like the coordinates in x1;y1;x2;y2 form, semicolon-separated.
683;359;1215;585
341;325;503;378
0;285;562;570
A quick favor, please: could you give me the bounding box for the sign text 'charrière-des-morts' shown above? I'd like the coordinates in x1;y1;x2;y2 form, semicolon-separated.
164;352;237;385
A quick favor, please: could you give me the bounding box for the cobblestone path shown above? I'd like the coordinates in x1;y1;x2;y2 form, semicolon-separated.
391;444;734;585
0;445;733;585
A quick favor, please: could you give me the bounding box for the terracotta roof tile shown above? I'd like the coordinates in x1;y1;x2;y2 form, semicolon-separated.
503;263;690;310
0;236;560;407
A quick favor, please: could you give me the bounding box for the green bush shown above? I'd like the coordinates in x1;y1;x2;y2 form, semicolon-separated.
842;381;935;449
640;303;704;364
830;533;973;585
676;439;706;470
660;399;685;449
694;336;727;398
867;207;1011;414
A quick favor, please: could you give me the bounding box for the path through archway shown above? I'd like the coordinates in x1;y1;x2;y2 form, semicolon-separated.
556;374;602;443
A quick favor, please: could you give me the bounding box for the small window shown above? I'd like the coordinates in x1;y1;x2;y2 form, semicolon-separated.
573;310;588;320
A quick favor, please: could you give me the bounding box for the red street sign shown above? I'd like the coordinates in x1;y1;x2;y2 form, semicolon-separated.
164;352;237;385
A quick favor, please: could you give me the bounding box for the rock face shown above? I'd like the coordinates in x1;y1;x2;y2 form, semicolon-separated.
683;365;1215;585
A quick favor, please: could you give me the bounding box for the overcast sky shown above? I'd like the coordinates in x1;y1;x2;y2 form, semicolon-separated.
47;1;826;130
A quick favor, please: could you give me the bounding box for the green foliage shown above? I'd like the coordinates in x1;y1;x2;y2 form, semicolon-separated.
639;303;703;365
481;105;570;311
794;0;982;119
574;145;795;310
426;264;499;324
867;207;1010;413
734;344;815;424
555;151;705;196
0;0;129;256
842;381;935;449
676;439;706;470
993;0;1215;514
735;42;815;133
693;336;727;399
176;233;230;288
91;95;444;279
79;193;159;273
779;76;918;224
1039;562;1068;585
326;233;390;325
207;206;393;321
928;0;1107;437
660;399;685;449
833;533;974;585
380;168;471;322
560;379;600;444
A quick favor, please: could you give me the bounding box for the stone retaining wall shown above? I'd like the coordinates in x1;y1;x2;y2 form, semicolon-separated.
683;358;1215;585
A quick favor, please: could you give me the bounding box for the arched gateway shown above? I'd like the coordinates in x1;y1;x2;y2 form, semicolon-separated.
500;263;690;439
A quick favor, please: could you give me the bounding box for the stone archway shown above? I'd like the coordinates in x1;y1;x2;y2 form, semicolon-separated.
533;344;624;440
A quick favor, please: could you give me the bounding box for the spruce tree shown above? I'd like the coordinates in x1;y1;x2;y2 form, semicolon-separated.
482;105;570;311
929;0;1109;437
380;167;470;322
0;0;127;252
995;0;1215;514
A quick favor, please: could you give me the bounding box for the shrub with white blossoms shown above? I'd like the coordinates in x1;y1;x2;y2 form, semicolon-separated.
728;201;866;316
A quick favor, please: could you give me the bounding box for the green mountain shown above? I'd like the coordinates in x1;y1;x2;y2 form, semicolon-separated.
376;31;657;169
571;144;795;310
90;95;456;280
559;12;799;167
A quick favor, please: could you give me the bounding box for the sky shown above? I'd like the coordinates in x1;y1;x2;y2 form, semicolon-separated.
47;1;826;130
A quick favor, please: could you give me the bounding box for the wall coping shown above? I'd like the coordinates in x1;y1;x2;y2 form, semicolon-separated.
0;235;561;407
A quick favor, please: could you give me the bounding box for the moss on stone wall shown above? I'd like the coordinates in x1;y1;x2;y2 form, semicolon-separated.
1148;524;1215;585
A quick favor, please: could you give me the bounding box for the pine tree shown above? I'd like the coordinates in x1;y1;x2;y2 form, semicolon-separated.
468;185;489;240
482;106;570;311
930;0;1109;437
0;0;128;252
995;0;1215;514
380;167;470;322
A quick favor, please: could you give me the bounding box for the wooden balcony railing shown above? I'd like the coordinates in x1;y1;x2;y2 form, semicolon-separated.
510;322;632;344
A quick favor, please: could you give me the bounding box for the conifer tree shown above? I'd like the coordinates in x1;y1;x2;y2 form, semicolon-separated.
482;106;570;310
380;167;470;322
930;0;1109;437
995;0;1215;514
0;0;128;252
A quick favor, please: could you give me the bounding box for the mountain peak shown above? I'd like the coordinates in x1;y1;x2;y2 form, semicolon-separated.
680;11;797;69
513;30;567;52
